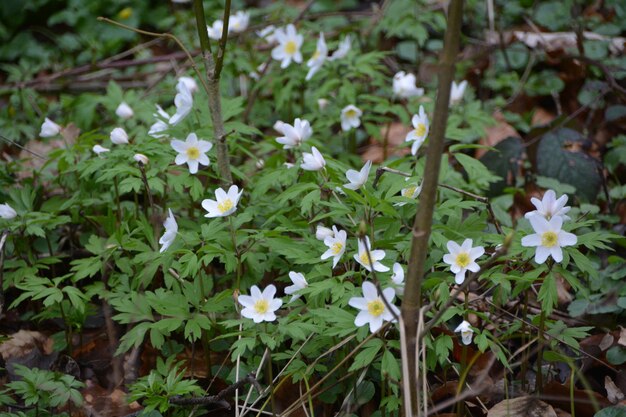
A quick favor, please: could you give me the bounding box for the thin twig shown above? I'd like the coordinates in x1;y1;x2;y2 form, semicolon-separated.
0;134;48;160
169;373;261;406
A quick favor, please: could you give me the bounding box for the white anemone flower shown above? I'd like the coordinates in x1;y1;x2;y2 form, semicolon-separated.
249;62;269;80
321;226;347;269
343;160;372;190
306;33;328;81
207;20;225;40
455;320;474;345
340;105;362;132
202;185;243;218
316;225;334;241
40;118;61;138
450;80;468;105
238;285;282;323
171;133;212;174
406;106;429;155
329;35;351;61
393;71;424;98
149;105;170;138
271;24;303;68
391;263;405;296
230;11;250;33
133;153;149;165
159;209;178;253
348;281;399;333
169;81;193;126
284;272;308;303
275;118;312;149
92;144;110;155
0;203;17;220
355;236;389;272
177;76;198;94
521;216;577;264
443;239;485;285
110;127;129;145
524;189;571;222
301;146;326;171
395;180;422;207
115;102;134;119
257;25;276;43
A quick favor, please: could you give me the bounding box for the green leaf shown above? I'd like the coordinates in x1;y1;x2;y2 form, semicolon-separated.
606;346;626;365
594;406;626;417
536;128;602;202
348;339;383;372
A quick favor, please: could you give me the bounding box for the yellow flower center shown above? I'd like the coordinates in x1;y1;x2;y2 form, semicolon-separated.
402;186;417;198
541;231;558;247
254;299;269;314
285;41;297;55
359;251;371;266
367;300;385;317
455;252;470;268
118;7;132;19
331;242;343;255
186;146;200;160
312;49;321;60
414;123;426;137
345;109;357;118
217;199;234;213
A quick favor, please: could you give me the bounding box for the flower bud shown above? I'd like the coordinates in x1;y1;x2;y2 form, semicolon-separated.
133;153;149;165
110;127;129;145
92;144;110;155
40;118;61;138
115;102;134;119
0;203;17;219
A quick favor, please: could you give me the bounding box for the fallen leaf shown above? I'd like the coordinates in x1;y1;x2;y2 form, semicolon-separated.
488;396;557;417
601;334;616;352
606;376;626;404
477;111;520;159
618;327;626;347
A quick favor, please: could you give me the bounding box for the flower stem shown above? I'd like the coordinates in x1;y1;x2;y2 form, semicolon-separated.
228;216;242;289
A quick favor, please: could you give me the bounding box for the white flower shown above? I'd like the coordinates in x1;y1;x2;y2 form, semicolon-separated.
284;162;295;169
301;146;326;171
316;225;334;241
230;11;250;33
115;102;134;119
393;71;424;98
149;105;170;138
454;320;473;345
40;118;61;138
343;160;372;190
275;118;312;149
250;62;269;80
92;144;110;155
328;35;351;61
321;226;347;268
133;153;149;165
207;20;224;40
202;185;243;218
355;236;389;272
406;106;429;155
238;285;282;323
349;281;399;333
110;127;129;145
284;272;308;303
257;25;276;43
171;133;212;174
391;263;405;296
0;203;17;220
159;209;178;253
524;189;571;222
271;24;303;68
443;239;485;285
395;180;422;207
306;33;328;81
450;80;468;105
340;105;362;132
521;216;577;264
177;76;198;94
317;98;329;110
169;81;193;126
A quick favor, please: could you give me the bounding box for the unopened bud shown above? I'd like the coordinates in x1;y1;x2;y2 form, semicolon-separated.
133;153;149;165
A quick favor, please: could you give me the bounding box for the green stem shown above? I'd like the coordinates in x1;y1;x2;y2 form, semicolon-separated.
113;176;121;224
401;1;465;414
228;216;242;289
537;308;546;394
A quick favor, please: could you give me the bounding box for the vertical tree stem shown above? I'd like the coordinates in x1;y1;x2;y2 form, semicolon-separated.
192;0;233;184
401;1;464;415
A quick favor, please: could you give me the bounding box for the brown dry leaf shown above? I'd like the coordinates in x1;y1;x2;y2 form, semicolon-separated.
83;382;140;417
605;376;625;404
477;111;520;159
0;330;52;360
618;327;626;347
544;380;611;417
488;396;557;417
599;334;615;352
361;122;412;163
531;108;556;127
556;275;573;305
